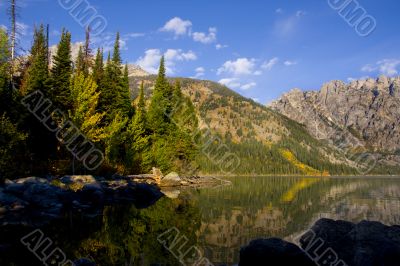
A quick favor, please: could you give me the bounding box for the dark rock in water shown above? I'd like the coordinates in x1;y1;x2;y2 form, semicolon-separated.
300;218;400;266
239;238;316;266
239;219;400;266
0;176;163;227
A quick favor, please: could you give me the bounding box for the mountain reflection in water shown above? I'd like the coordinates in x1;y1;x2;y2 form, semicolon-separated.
1;176;399;265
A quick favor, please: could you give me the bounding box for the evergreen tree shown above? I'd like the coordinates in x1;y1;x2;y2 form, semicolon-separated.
92;48;104;87
126;81;151;173
169;80;199;173
75;45;85;75
19;25;57;173
82;27;93;76
112;32;122;67
98;34;131;121
98;52;114;119
120;63;132;116
21;25;49;96
147;56;173;135
49;29;72;111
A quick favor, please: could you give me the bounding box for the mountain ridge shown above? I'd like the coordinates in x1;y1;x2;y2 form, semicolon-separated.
269;75;400;172
129;75;394;175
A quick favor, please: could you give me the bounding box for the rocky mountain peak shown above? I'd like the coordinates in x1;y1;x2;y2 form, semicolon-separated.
270;75;400;154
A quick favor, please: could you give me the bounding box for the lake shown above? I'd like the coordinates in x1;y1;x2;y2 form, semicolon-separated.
1;176;400;265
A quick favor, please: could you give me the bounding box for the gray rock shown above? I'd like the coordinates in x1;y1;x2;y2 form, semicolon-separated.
160;172;181;187
14;176;49;184
61;175;99;186
300;218;400;266
239;238;316;266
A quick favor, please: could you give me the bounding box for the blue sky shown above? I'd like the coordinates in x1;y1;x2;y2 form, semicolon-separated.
1;0;399;103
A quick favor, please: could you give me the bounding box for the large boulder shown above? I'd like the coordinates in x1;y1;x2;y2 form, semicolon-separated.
160;172;181;187
60;175;100;188
299;218;400;266
239;238;316;266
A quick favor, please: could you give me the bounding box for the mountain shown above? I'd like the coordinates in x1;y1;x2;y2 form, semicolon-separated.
126;64;150;77
269;76;400;173
128;76;386;176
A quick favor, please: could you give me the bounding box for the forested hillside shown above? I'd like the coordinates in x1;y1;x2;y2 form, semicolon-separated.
129;77;370;175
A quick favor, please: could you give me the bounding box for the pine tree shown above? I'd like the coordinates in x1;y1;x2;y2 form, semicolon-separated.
120;63;132;116
147;56;173;135
98;34;131;121
98;52;114;119
49;29;72;111
21;25;49;96
170;80;199;173
112;32;122;67
171;79;194;129
75;45;85;75
92;48;104;87
19;25;56;172
82;27;92;76
126;81;151;173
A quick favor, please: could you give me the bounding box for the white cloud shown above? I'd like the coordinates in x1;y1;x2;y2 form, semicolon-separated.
217;58;257;76
276;8;283;14
218;78;241;89
218;79;256;90
216;44;228;50
0;25;7;31
126;32;145;38
193;27;217;44
262;57;279;70
251;98;260;103
136;48;197;75
196;67;205;72
361;64;375;72
377;59;400;76
193;67;205;78
241;82;257;90
361;59;400;76
284;60;297;66
164;49;197;61
160;17;192;37
136;49;161;74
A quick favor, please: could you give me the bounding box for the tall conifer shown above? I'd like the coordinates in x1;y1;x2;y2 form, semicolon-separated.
50;29;72;111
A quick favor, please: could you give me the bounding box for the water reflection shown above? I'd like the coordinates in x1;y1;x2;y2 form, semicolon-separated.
194;177;400;264
1;176;399;265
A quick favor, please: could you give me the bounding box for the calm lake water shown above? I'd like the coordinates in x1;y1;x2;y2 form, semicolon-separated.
1;176;400;265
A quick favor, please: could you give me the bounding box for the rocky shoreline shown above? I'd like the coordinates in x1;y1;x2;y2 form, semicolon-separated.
0;172;226;227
